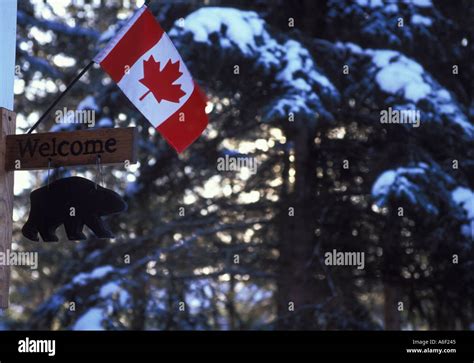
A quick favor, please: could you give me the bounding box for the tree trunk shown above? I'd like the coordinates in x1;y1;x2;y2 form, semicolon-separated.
276;125;325;329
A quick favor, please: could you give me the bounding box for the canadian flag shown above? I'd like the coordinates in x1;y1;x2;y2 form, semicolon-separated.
94;6;208;153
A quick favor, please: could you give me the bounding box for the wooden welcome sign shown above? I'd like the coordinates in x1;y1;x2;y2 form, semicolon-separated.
5;127;138;170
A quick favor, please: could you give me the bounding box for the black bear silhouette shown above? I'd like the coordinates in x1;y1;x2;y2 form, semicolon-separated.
22;176;127;242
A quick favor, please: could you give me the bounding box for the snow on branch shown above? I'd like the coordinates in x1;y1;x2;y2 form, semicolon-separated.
371;162;459;216
30;217;270;325
72;266;114;285
328;0;437;46
451;187;474;238
170;7;340;123
337;42;474;138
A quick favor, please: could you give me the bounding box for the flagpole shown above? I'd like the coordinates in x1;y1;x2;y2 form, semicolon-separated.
26;61;94;134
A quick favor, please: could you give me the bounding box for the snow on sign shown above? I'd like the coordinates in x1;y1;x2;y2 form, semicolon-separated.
94;5;208;153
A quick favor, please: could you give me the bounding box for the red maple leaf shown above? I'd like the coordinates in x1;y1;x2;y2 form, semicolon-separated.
139;55;185;103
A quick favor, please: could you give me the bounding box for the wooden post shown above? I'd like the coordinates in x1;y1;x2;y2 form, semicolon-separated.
0;0;17;110
0;0;18;309
0;109;16;308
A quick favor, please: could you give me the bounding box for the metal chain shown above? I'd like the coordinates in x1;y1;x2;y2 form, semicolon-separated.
96;155;103;189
